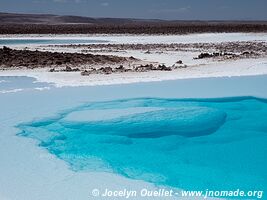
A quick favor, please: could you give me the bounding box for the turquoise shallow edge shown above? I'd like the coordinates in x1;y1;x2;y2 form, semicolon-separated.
16;96;267;195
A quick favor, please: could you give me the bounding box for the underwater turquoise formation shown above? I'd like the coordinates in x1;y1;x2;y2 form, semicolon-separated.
18;97;267;192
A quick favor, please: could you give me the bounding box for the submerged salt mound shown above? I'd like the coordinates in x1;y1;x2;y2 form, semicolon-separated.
59;107;226;138
18;97;267;192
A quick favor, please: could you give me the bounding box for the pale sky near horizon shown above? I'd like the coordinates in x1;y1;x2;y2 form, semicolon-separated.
0;0;267;20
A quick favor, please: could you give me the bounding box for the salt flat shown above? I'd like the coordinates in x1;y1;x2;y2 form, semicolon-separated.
1;33;267;87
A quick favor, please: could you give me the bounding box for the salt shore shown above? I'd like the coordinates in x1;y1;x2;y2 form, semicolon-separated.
1;57;267;87
1;33;267;87
1;32;267;44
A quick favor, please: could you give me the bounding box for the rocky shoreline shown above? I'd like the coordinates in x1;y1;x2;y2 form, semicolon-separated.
48;41;267;63
1;40;267;77
0;46;132;69
53;41;267;54
80;64;172;76
0;46;177;75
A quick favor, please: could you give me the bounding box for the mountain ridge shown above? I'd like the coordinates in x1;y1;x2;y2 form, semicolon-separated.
1;12;267;25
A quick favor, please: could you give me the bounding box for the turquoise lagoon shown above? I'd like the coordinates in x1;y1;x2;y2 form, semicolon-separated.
18;96;267;192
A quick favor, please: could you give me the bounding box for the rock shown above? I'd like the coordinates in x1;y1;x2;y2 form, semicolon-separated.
196;52;237;59
115;65;127;72
134;64;154;72
197;53;213;59
3;46;11;52
135;64;171;71
156;64;172;71
81;70;90;76
116;65;124;70
99;67;113;74
82;68;97;75
241;51;251;55
65;66;72;71
176;60;183;64
72;68;80;72
56;61;63;65
129;56;136;60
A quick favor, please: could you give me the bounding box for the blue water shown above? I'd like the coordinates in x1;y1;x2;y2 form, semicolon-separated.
18;97;267;192
0;39;108;45
0;76;53;91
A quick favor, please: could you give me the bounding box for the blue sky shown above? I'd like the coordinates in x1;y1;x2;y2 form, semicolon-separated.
0;0;267;20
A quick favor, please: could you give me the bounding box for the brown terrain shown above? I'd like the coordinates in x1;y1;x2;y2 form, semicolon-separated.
53;41;267;53
0;46;129;69
0;12;267;34
0;47;173;75
49;41;267;62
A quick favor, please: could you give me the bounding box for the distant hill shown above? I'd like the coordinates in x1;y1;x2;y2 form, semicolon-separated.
1;12;267;25
0;12;165;25
0;12;267;34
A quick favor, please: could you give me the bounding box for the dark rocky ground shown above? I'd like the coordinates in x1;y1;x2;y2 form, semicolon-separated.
1;23;267;35
80;64;172;76
0;47;174;75
54;41;267;53
0;46;130;69
50;41;267;62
